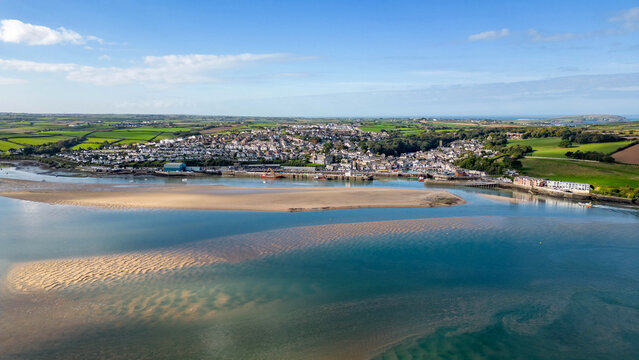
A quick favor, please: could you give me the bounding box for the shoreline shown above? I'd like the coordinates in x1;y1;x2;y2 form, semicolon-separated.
422;179;639;208
0;178;464;212
3;159;636;209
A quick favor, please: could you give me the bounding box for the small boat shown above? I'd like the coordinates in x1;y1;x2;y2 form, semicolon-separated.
578;202;593;207
261;168;284;179
418;176;425;182
182;178;188;182
314;175;328;181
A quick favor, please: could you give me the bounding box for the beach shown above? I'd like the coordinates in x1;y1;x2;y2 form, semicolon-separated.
0;178;464;212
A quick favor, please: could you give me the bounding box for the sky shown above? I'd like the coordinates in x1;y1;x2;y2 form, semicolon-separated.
0;0;638;117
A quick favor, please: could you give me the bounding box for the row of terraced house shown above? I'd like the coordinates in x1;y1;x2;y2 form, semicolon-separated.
513;176;591;193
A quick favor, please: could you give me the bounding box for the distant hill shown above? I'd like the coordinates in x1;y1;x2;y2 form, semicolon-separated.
514;114;627;124
548;114;627;123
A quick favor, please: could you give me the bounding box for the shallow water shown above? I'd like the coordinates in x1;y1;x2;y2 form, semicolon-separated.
0;170;638;359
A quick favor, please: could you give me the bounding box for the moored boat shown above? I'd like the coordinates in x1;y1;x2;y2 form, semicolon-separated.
261;168;284;179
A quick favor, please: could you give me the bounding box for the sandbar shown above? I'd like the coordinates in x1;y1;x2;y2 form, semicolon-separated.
0;178;464;212
4;216;493;294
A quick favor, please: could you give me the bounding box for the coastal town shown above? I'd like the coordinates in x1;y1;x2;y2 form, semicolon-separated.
41;123;593;195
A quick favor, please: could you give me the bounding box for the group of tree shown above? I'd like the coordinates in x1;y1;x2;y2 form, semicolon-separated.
454;154;512;175
565;150;614;163
570;132;621;144
520;127;622;144
499;144;533;157
359;132;462;156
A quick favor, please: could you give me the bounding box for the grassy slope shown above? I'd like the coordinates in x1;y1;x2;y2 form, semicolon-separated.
509;137;632;158
8;136;73;146
71;143;103;150
520;158;639;188
0;140;23;151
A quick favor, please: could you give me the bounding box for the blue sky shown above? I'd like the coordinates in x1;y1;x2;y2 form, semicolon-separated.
0;0;638;117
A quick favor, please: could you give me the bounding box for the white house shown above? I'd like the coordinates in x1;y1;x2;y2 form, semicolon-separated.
546;180;591;193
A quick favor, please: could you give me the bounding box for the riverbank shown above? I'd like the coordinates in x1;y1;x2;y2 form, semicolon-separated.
0;178;464;212
423;179;639;207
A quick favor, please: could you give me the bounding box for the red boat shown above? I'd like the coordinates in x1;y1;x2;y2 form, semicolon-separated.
261;168;284;179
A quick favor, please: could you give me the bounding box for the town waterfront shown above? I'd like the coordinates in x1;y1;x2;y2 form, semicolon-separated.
1;170;638;359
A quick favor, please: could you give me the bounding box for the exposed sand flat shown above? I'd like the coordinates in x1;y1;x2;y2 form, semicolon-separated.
4;217;495;294
0;178;464;212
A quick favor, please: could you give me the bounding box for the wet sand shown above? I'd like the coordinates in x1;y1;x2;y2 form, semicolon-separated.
4;217;493;294
478;193;523;204
0;178;464;212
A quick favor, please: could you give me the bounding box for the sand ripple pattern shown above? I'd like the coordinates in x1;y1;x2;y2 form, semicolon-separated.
4;217;494;294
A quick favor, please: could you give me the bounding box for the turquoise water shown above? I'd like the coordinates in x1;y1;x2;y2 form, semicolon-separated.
0;168;638;359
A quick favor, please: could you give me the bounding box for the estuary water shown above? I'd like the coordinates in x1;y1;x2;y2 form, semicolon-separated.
0;166;638;359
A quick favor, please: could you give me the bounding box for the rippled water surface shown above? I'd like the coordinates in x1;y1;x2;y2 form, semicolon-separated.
1;167;638;359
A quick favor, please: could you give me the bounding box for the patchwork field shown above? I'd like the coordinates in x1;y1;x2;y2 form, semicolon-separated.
0;122;197;151
509;137;632;158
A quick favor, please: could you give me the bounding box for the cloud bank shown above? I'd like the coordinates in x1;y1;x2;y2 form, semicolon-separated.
0;53;289;85
0;19;101;45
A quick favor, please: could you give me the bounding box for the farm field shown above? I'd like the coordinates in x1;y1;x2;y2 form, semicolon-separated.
8;136;73;146
509;137;632;158
0;140;23;151
360;125;424;135
0;118;196;151
90;130;164;141
520;158;639;188
612;144;639;165
71;143;102;150
37;130;96;137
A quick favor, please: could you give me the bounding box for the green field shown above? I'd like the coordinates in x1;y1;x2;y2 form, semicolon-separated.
84;137;117;143
37;130;96;137
71;143;103;150
0;140;23;151
360;125;424;135
8;136;73;146
91;130;162;141
115;139;145;145
509;137;632;158
520;158;639;188
132;127;193;133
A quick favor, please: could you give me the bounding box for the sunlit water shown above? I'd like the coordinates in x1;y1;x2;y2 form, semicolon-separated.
1;165;638;359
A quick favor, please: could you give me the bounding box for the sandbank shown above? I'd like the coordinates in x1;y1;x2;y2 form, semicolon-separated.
0;178;464;212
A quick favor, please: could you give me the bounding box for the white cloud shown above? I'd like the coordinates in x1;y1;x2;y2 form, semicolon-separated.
468;28;509;41
143;53;283;69
0;19;101;45
68;53;288;85
0;58;76;72
610;7;639;30
528;29;575;41
0;53;292;86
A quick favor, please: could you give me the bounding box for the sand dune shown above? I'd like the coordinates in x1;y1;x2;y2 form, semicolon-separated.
0;178;463;212
4;217;494;294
